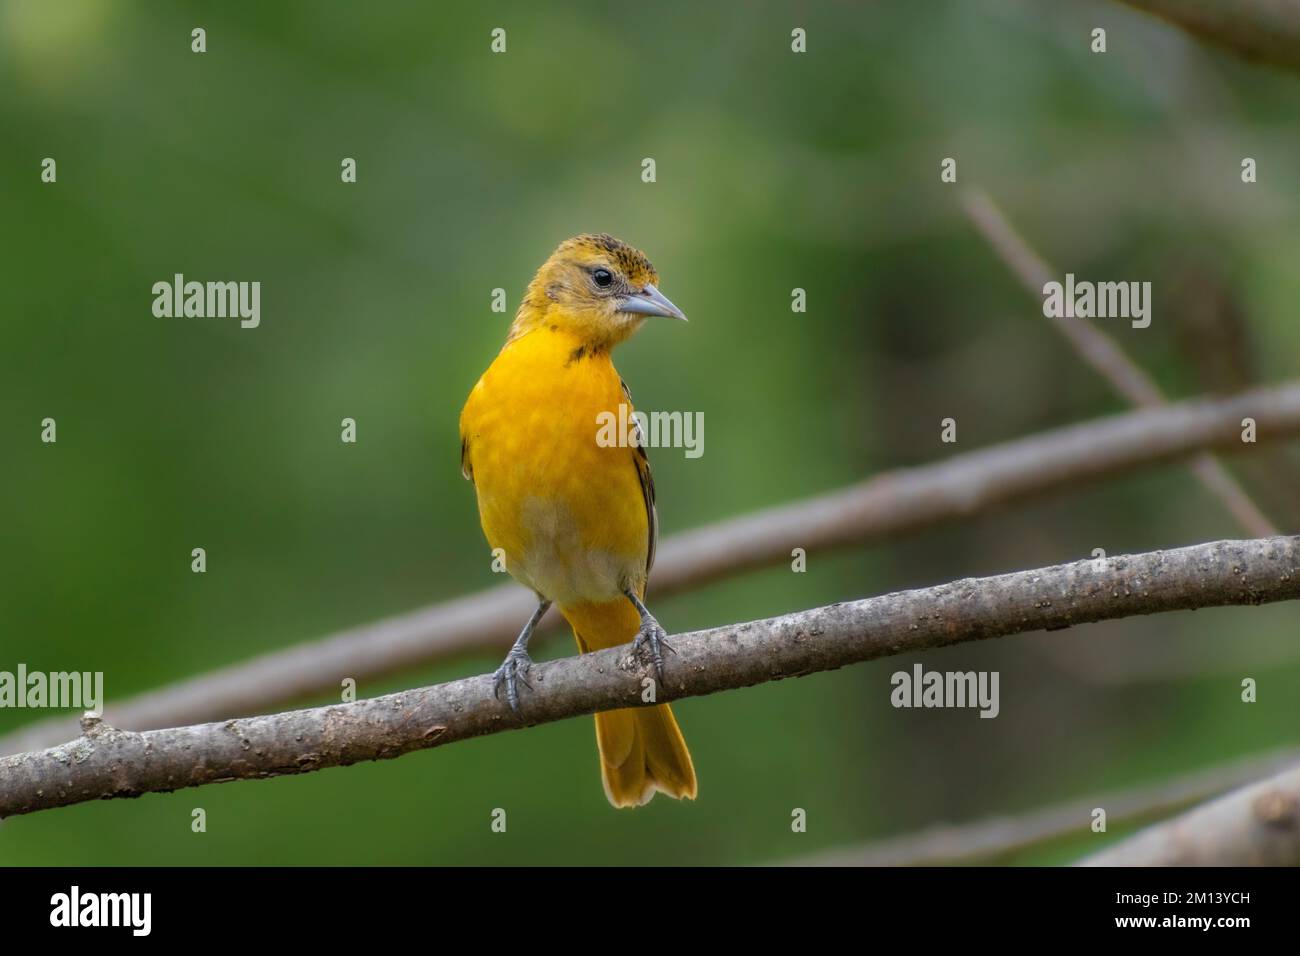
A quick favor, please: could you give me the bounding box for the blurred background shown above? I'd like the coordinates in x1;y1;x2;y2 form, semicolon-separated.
2;0;1298;865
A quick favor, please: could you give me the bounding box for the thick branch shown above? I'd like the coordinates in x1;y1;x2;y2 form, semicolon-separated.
3;384;1300;757
1077;760;1300;866
2;536;1298;819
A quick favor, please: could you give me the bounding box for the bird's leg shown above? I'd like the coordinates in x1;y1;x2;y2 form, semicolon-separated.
623;588;675;681
493;599;551;714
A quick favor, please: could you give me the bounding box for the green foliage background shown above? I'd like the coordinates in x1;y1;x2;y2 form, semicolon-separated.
2;0;1297;865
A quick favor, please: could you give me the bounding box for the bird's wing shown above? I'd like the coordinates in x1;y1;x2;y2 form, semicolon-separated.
622;378;657;577
460;435;473;483
459;379;481;483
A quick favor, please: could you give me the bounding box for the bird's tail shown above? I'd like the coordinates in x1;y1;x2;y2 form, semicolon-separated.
559;598;697;808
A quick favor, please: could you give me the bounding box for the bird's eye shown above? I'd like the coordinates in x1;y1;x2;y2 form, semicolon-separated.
592;268;613;288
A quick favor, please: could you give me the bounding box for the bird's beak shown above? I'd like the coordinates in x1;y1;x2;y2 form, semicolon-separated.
619;284;688;322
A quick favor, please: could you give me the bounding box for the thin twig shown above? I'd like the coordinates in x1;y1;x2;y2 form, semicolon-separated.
961;187;1278;538
2;536;1298;820
3;384;1300;757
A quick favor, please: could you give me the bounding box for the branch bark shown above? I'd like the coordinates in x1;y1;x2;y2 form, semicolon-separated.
2;536;1298;819
3;384;1300;757
1077;760;1300;866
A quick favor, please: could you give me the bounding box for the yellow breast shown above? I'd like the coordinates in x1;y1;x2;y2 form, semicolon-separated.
459;325;651;605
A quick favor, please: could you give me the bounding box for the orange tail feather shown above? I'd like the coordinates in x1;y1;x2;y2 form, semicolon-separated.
560;599;697;808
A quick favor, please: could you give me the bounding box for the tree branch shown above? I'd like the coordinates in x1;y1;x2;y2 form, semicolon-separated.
2;536;1298;819
783;747;1300;866
1077;760;1300;866
961;187;1277;537
3;384;1300;757
1119;0;1300;75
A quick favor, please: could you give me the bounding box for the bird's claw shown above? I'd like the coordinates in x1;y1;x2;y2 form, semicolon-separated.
633;618;674;681
492;648;534;714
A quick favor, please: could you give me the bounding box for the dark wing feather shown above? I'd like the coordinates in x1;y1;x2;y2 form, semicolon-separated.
622;378;657;576
460;435;473;483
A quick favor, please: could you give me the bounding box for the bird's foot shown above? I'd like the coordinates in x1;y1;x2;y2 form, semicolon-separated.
632;614;676;682
492;646;534;714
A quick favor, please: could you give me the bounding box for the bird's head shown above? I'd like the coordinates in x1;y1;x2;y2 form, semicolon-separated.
510;234;687;349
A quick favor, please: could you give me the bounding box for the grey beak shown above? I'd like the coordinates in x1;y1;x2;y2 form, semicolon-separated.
619;283;688;321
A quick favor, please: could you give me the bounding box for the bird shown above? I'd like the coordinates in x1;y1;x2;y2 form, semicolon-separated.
459;234;697;808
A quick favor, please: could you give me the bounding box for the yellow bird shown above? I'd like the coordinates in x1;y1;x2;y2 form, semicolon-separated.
459;234;697;808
